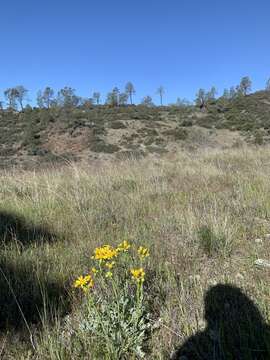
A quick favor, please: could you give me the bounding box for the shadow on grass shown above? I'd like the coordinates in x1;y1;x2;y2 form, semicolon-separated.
0;211;70;330
0;210;55;245
0;258;70;330
172;284;270;360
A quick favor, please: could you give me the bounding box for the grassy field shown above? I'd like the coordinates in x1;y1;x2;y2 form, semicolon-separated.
1;146;270;359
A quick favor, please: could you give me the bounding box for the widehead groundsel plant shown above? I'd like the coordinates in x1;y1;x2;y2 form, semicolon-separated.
73;241;154;358
130;268;145;283
73;274;94;292
138;246;150;259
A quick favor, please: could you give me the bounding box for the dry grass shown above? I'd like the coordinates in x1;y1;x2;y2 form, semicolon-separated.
0;146;270;358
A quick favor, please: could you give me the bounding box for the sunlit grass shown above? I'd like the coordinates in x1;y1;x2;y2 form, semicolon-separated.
0;146;270;358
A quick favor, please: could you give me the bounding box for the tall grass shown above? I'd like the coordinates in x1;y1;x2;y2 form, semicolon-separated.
0;146;270;358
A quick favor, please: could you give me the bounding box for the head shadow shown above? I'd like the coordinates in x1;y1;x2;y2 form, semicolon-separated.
0;258;70;330
0;210;56;246
173;284;270;360
0;211;69;330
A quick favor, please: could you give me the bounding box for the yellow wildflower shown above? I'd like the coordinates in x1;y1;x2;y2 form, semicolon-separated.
74;276;87;288
93;245;117;261
138;246;149;259
105;261;115;269
130;268;145;283
117;240;131;252
91;267;98;274
105;271;113;278
74;274;94;291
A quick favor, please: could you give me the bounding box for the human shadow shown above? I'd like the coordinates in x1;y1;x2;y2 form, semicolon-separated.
0;257;70;329
0;210;56;245
172;284;270;360
0;211;69;329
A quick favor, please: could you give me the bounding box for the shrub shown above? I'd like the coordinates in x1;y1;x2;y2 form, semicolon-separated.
146;146;168;154
197;225;228;257
92;126;106;136
112;178;138;192
254;130;264;145
162;128;188;140
110;121;127;129
90;140;120;153
181;119;193;127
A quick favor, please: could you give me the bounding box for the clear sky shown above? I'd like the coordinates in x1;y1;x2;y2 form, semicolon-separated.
1;0;269;105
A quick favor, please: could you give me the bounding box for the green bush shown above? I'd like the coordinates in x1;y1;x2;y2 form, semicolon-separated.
198;225;228;257
181;119;193;127
110;121;127;129
90;140;120;153
163;128;188;140
254;130;264;145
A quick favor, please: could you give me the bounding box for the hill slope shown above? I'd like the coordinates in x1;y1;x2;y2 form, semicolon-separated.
0;90;270;169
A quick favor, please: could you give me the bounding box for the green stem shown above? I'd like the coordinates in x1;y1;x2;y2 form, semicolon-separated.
87;293;111;351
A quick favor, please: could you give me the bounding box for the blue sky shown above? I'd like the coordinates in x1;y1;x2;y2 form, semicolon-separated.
1;0;269;104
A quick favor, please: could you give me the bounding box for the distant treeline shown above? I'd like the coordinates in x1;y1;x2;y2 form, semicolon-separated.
1;76;270;111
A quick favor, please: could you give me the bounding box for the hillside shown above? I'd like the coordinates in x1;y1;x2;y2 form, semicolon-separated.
0;90;270;169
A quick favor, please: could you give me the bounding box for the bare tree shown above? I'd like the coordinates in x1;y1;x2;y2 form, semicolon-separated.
15;86;28;110
43;87;54;108
106;87;120;106
37;90;43;108
239;76;252;96
141;95;154;107
125;82;136;104
119;92;128;105
156;86;165;105
93;92;101;105
81;98;94;109
195;86;217;107
175;98;192;107
57;87;80;108
4;88;18;110
229;86;237;99
37;87;54;108
266;78;270;92
195;88;207;109
222;89;230;99
207;86;218;101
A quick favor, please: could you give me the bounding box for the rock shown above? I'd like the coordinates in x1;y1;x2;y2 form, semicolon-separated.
254;259;270;268
265;234;270;240
198;319;205;328
255;238;263;244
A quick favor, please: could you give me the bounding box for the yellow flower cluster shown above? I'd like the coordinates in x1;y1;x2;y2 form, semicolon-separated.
130;268;145;283
117;240;131;252
93;245;118;261
138;246;149;259
74;241;150;292
74;274;94;292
